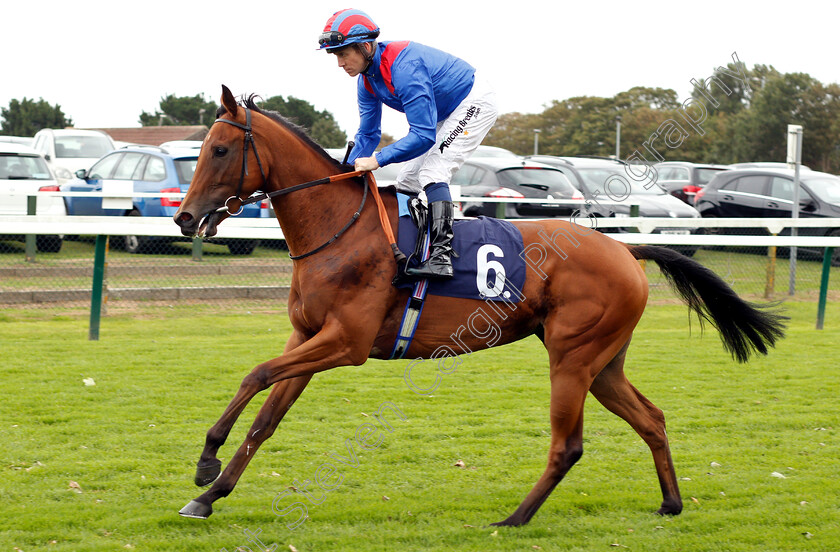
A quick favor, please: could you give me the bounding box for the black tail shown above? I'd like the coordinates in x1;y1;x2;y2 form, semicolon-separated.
630;245;787;363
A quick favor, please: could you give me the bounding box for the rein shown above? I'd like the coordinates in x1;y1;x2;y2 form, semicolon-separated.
212;108;404;263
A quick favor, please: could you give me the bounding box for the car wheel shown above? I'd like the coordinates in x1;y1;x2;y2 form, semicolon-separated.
227;240;259;255
699;212;724;250
36;235;63;253
124;210;151;254
700;213;720;235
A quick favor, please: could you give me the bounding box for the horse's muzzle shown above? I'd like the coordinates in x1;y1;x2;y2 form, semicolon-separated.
174;211;199;237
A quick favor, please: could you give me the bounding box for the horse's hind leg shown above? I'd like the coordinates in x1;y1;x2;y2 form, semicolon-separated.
589;342;683;515
493;287;646;527
492;359;591;526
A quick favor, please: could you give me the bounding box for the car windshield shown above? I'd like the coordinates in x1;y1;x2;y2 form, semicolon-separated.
55;135;113;158
175;158;198;185
804;176;840;204
496;168;578;195
0;153;52;180
696;167;727;185
576;168;666;195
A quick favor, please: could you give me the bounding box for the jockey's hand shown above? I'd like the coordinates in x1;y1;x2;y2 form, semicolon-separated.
354;156;380;172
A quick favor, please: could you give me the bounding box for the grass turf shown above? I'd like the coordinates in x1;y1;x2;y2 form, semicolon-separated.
1;300;838;551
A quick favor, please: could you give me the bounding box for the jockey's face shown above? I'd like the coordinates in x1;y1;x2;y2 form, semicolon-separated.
332;43;371;77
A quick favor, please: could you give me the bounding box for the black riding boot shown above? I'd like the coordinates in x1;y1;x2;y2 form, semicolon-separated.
404;200;456;280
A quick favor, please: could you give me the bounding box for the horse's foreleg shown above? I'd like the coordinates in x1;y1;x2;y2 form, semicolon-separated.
193;331;308;486
181;321;374;519
589;343;682;515
180;373;313;519
492;369;589;527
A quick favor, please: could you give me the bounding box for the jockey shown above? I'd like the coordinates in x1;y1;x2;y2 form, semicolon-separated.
319;8;498;280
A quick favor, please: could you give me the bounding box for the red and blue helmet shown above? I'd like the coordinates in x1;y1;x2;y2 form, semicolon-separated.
318;8;380;51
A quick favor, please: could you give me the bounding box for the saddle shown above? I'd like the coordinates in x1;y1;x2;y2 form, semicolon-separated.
389;197;528;359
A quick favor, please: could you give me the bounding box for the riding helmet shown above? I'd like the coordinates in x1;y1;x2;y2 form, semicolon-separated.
318;8;380;51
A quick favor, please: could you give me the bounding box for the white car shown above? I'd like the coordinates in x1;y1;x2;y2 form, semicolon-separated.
0;135;33;147
0;143;66;252
32;128;116;182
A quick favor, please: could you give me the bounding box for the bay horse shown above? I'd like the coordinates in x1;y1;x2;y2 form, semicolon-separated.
173;85;785;524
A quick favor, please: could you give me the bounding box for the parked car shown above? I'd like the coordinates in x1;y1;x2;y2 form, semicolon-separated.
525;156;702;256
653;161;730;204
694;167;840;264
62;145;266;254
32;128;117;183
325;147;465;217
0;136;34;147
453;157;584;219
728;162;811;171
471;145;521;159
0;143;65;252
159;140;203;150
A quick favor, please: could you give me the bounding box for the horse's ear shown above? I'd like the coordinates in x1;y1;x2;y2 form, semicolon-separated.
221;85;238;117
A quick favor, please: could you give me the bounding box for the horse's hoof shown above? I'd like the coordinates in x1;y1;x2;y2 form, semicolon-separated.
489;518;524;527
195;459;222;487
179;499;213;519
656;503;683;516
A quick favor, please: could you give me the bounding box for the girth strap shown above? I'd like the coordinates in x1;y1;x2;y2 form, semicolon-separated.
390;230;432;359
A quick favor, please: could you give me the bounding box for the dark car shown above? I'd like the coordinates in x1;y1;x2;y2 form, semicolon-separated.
525;156;702;255
694;167;840;263
653;161;730;205
62;145;267;254
452;157;584;219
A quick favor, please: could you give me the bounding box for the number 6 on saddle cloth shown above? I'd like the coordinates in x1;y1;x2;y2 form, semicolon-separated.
390;197;528;359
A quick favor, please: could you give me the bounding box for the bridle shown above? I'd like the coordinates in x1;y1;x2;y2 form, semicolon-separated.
212;108;370;260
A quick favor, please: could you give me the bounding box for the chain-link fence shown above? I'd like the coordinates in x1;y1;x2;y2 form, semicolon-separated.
2;231;838;318
644;244;839;302
0;235;293;316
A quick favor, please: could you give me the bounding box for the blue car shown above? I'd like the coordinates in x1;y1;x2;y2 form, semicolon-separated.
62;145;267;254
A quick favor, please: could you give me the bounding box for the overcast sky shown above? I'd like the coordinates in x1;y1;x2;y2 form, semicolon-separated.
3;0;838;142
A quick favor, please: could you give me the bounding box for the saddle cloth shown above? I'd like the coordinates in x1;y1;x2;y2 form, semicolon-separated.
396;214;527;302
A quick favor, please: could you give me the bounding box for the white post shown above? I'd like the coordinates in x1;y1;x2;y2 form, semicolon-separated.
787;124;803;295
533;129;541;156
615;116;622;159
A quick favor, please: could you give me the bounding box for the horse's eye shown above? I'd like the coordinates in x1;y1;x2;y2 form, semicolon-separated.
213;147;228;157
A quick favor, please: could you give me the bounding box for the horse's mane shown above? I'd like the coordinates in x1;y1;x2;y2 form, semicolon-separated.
216;94;343;168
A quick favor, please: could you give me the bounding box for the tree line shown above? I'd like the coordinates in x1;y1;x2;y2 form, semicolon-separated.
3;63;839;172
484;63;840;173
0;93;350;149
